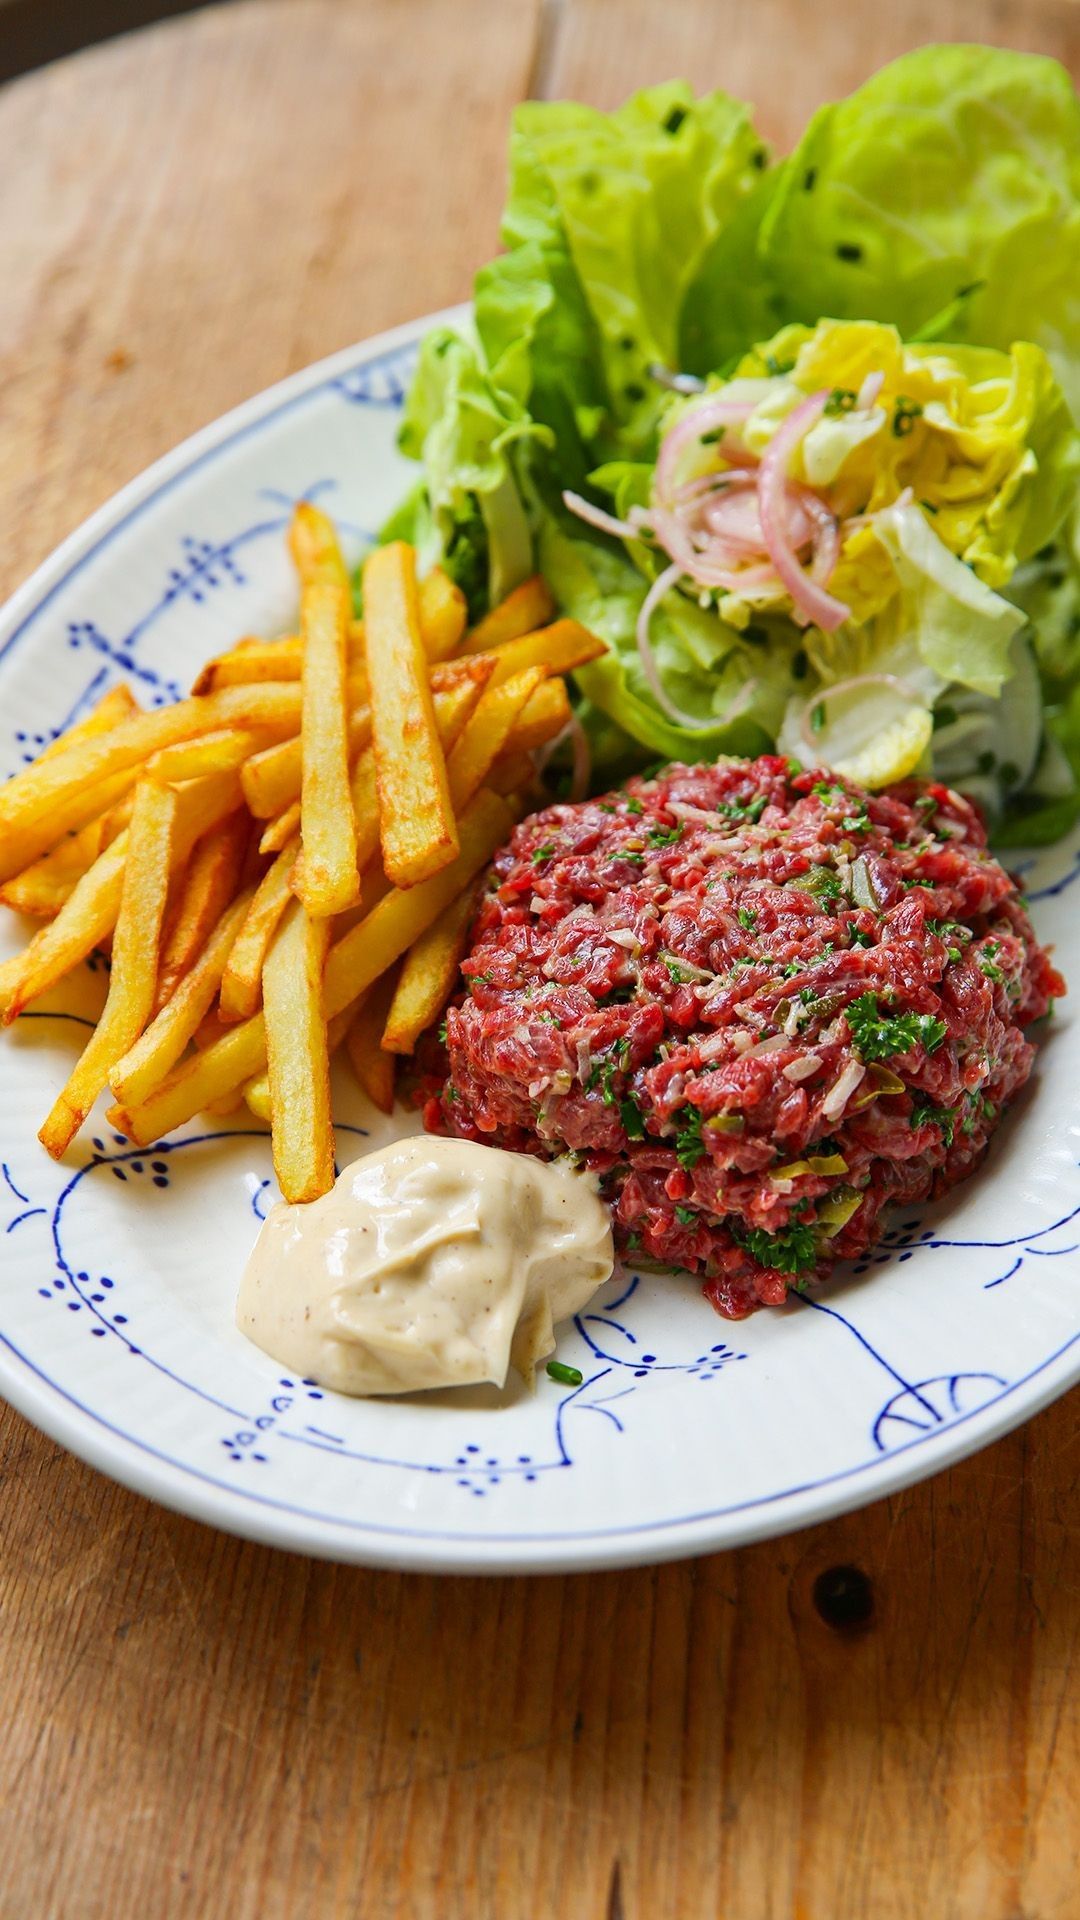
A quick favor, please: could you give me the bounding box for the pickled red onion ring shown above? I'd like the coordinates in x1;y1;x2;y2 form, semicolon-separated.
758;392;850;631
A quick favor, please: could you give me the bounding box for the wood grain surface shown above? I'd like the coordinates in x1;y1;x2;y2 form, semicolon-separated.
1;4;1079;1915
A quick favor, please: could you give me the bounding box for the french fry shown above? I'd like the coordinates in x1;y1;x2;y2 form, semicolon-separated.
110;886;255;1106
260;802;301;856
446;666;546;812
382;882;480;1055
484;620;605;690
243;1074;271;1123
240;658;491;820
147;729;273;782
290;672;491;901
417;568;467;660
262;900;334;1202
487;751;537;798
0;770;243;1025
191;639;301;695
108;790;513;1144
289;501;350;593
155;811;249;1010
0;760;145;918
243;1006;350;1123
345;967;399;1112
0;682;300;884
323;788;512;1022
296;578;358;917
38;779;177;1158
35;683;139;761
462;576;555;653
364;542;458;888
108;1014;269;1146
507;676;571;753
219;838;299;1022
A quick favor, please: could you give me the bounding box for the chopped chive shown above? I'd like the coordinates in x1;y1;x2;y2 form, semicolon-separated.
546;1360;584;1387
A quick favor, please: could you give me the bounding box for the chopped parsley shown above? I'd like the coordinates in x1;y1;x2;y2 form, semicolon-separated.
437;1018;448;1045
611;849;645;867
531;841;555;865
850;928;873;948
841;811;869;833
737;906;758;932
845;992;947;1060
910;1099;956;1147
647;823;684;847
624;794;644;816
733;1220;819;1275
675;1105;707;1170
620;1094;646;1140
467;971;493;991
674;1204;698;1227
719;794;768;824
811;779;847;804
662;955;688;984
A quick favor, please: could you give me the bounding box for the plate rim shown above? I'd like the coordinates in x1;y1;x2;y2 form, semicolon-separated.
1;307;1077;1574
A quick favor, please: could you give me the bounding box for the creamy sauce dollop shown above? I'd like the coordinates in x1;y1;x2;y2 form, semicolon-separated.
237;1136;614;1396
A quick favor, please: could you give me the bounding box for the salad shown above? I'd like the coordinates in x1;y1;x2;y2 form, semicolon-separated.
384;45;1080;844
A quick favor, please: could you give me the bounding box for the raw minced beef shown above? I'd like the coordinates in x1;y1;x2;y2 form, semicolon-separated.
424;755;1063;1317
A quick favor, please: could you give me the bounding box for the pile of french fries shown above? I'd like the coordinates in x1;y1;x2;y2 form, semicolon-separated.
0;506;604;1202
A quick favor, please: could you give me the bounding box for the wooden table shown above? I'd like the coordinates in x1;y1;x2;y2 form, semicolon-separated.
2;4;1078;1913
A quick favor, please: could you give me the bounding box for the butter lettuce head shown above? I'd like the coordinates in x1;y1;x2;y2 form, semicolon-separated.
475;83;769;471
754;46;1080;417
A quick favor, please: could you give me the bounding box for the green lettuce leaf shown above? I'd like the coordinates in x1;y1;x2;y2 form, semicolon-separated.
758;45;1080;417
390;325;546;611
538;516;791;766
476;83;768;465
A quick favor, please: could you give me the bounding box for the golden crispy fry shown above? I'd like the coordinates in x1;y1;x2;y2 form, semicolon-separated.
364;542;458;888
291;672;490;900
155;811;249;1010
202;1088;247;1118
462;576;555;654
345;968;399;1112
191;639;301;695
263;901;334;1202
417;568;467;661
38;779;177;1159
0;683;300;884
219;837;299;1022
108;791;513;1144
486;750;537;798
108;1014;268;1146
35;683;139;761
382;882;480;1055
446;665;546;813
260;802;301;856
242;1006;350;1124
507;676;571;753
289;501;350;593
243;1073;271;1122
296;578;358;917
109;886;254;1106
146;729;273;782
323;788;512;1021
0;770;243;1025
240;658;490;820
484;620;605;690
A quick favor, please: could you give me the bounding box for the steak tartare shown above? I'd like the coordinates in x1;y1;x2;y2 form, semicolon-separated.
426;756;1063;1317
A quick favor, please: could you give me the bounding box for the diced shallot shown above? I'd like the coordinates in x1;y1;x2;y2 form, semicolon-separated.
821;1058;866;1120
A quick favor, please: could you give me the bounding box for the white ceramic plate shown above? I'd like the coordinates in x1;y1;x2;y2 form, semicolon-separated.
2;309;1079;1573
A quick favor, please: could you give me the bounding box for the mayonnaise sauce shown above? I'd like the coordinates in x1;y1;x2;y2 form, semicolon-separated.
237;1135;614;1396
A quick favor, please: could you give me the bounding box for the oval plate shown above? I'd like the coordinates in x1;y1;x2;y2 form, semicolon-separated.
2;310;1079;1574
